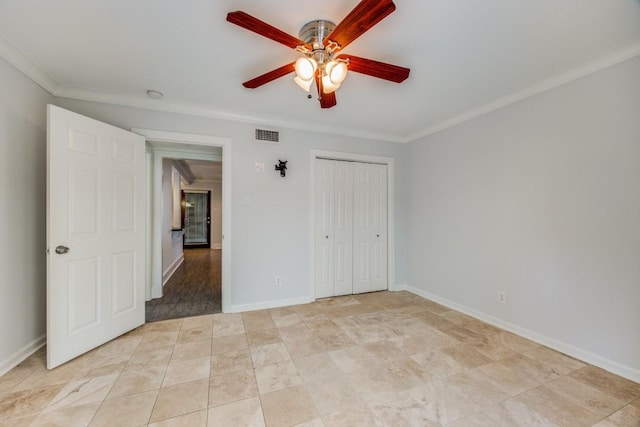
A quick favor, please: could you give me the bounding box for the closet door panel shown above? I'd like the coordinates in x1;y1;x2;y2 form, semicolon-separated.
333;162;353;296
370;164;388;291
352;163;371;294
315;160;335;299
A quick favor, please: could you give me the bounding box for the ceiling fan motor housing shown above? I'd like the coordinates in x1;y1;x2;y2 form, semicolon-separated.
299;20;336;52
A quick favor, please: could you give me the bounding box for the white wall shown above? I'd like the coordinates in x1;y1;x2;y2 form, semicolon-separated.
183;180;223;248
161;159;184;284
407;57;640;381
0;58;52;374
53;98;407;310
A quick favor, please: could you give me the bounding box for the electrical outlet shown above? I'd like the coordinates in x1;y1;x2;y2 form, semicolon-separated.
498;291;507;304
275;275;282;286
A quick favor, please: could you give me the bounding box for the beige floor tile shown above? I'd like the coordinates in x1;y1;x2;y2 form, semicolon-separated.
208;397;265;427
440;343;494;369
0;414;38;427
162;356;210;387
30;402;100;427
182;314;214;329
210;349;253;375
12;363;77;392
293;353;342;384
137;331;179;352
305;376;364;415
92;336;142;358
147;410;207;427
367;389;440;427
107;364;166;399
593;403;640;427
293;418;325;427
44;374;118;412
177;325;213;344
499;353;563;384
410;349;467;378
523;347;585;376
211;333;248;354
513;385;603;426
261;385;319;427
89;389;157;427
212;313;245;337
2;291;637;427
142;318;184;332
270;312;302;328
242;310;276;331
126;346;173;369
149;379;209;423
322;403;377;427
482;399;556;426
250;342;291;367
254;360;304;394
0;385;63;420
407;381;483;425
545;375;626;417
171;339;212;362
209;369;258;407
445;411;502;427
283;335;329;359
246;328;282;348
447;369;514;406
570;366;640;403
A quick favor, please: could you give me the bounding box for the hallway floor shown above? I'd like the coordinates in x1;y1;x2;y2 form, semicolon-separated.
1;291;639;426
145;248;221;322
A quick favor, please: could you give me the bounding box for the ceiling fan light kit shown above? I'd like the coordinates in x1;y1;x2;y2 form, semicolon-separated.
226;0;410;108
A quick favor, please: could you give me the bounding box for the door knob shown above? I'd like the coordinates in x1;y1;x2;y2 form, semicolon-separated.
325;235;329;239
376;234;380;237
55;245;70;254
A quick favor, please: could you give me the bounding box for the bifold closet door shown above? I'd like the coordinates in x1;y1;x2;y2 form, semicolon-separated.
315;159;353;298
353;162;388;294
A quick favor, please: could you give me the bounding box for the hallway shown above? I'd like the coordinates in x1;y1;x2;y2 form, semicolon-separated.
146;249;221;322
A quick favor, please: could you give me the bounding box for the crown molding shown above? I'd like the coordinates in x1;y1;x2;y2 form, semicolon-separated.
0;35;59;93
406;37;640;143
2;33;639;145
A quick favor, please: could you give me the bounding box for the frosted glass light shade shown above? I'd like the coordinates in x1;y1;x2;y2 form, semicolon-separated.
321;74;340;93
326;61;348;84
294;75;313;92
294;57;317;81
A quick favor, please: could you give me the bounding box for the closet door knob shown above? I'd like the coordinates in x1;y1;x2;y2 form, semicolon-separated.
376;234;380;237
325;235;329;239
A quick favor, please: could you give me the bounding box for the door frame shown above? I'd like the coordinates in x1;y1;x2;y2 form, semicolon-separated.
309;150;396;299
133;129;232;313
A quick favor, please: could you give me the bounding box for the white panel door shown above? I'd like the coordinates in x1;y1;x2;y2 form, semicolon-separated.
332;161;353;296
369;164;388;291
353;163;388;294
315;160;335;299
47;105;146;369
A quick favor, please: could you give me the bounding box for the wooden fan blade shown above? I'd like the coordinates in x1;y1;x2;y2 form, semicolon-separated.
324;0;396;50
243;62;295;89
339;54;410;83
315;75;337;108
227;11;310;50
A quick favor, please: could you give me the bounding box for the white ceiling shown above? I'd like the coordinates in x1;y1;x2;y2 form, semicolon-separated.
184;159;222;182
1;0;639;142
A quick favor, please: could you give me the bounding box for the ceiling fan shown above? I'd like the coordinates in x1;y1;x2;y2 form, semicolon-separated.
226;0;410;109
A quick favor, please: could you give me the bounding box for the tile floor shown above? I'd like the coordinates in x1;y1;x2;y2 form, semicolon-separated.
1;291;639;426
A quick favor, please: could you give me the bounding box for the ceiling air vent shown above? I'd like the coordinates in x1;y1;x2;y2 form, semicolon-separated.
255;128;280;144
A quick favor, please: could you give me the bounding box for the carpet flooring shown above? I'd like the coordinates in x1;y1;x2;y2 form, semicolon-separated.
146;248;221;322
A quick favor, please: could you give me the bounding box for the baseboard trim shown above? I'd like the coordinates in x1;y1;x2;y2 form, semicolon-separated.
230;296;315;313
0;334;46;377
405;285;640;383
212;243;222;250
391;283;408;291
162;254;184;287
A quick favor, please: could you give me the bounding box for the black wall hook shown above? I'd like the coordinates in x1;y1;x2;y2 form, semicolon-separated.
275;160;287;177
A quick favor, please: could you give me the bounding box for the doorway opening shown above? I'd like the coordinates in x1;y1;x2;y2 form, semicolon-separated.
134;129;232;322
